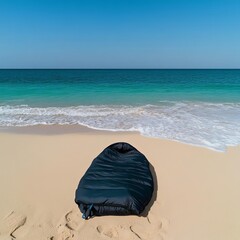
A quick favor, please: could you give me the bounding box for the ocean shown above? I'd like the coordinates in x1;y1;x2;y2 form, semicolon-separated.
0;69;240;151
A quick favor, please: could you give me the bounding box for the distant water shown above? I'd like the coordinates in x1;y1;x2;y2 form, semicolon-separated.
1;69;240;151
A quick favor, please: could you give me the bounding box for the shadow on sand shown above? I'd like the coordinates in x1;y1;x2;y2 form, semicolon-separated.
141;163;158;217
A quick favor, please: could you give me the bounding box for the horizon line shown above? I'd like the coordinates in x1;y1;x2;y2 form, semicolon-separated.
0;68;240;70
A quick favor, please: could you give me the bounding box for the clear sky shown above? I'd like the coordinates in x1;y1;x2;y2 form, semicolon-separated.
0;0;240;68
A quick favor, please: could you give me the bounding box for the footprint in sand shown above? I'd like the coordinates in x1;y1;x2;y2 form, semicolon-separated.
0;211;27;239
57;210;83;240
96;225;119;238
96;224;144;240
130;213;169;240
65;211;83;231
57;224;73;240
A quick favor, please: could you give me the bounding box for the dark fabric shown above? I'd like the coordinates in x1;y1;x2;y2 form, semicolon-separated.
75;142;154;219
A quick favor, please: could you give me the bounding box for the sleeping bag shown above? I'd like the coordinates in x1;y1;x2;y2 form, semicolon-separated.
75;142;154;219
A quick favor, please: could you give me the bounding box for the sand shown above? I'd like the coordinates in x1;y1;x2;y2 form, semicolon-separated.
0;125;240;240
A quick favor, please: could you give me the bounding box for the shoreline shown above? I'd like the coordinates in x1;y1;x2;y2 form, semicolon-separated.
0;124;239;153
0;124;136;135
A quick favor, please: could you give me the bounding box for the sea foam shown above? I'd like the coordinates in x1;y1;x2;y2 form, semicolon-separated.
1;102;240;151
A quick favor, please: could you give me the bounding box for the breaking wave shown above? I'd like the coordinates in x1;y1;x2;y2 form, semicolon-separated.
1;102;240;151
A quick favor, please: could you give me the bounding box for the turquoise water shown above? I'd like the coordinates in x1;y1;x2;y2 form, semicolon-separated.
0;69;240;151
1;69;240;106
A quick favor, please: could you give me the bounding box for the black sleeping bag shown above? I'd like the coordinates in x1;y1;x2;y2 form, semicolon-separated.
75;142;154;219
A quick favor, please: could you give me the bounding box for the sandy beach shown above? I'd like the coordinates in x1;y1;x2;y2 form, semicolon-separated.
0;125;240;240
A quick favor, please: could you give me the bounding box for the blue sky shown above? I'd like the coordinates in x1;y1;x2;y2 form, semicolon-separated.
0;0;240;68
